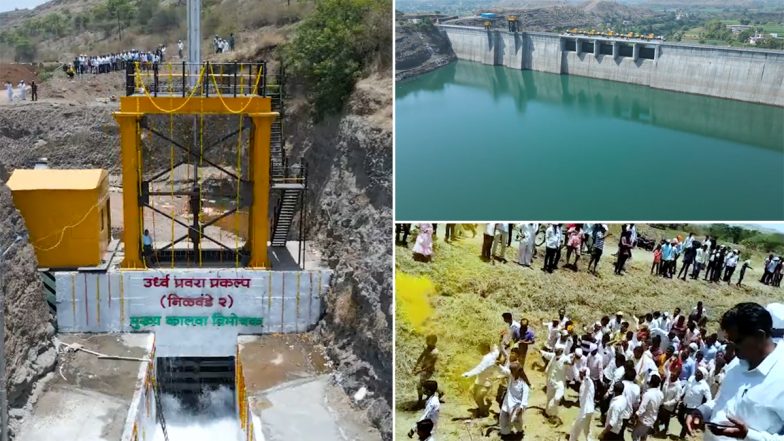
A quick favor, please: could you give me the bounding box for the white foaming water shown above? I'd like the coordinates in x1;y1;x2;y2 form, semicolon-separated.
152;386;243;441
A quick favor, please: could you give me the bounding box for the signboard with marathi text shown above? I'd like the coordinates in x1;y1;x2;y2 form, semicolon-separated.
55;269;332;356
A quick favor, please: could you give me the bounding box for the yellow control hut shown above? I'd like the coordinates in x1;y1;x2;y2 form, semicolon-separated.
7;169;110;268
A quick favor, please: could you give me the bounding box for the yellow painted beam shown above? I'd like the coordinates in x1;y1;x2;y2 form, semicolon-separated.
113;112;144;269
119;96;272;114
247;113;277;268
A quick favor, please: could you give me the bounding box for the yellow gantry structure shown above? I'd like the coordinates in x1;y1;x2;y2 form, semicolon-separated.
113;63;278;269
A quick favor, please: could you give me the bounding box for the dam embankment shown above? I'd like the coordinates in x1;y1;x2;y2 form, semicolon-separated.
439;24;784;106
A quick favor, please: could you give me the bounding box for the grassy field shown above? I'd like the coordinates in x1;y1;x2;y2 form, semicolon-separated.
395;224;784;440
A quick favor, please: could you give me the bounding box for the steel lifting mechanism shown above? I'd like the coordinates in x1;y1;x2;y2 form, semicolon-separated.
114;62;305;269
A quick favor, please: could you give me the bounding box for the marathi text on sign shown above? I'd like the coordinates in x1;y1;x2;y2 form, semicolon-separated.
142;275;251;289
129;314;264;330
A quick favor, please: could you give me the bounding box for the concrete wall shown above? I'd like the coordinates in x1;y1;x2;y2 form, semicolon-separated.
120;334;157;441
439;25;784;106
55;268;332;357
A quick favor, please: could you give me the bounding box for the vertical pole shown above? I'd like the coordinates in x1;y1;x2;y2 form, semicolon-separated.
114;113;144;268
248;114;274;268
205;62;210;97
233;62;238;97
186;0;201;88
153;63;159;97
181;61;186;97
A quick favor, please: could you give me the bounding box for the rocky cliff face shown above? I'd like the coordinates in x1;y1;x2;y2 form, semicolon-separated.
287;74;393;440
0;184;56;439
396;23;456;81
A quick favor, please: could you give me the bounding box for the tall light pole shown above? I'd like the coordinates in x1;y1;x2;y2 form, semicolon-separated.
0;235;25;441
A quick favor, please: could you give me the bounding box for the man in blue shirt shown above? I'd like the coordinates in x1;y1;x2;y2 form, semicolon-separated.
679;343;698;381
142;229;153;266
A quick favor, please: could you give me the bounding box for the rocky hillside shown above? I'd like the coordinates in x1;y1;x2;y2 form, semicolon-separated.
0;184;56;440
395;22;455;82
286;73;393;440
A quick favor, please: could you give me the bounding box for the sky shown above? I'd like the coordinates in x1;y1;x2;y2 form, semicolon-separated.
739;223;784;234
0;0;50;13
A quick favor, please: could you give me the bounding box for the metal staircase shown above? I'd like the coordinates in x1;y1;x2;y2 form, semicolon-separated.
271;187;302;247
269;66;307;250
270;86;285;180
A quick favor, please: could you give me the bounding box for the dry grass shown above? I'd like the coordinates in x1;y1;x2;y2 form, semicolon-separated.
395;224;784;440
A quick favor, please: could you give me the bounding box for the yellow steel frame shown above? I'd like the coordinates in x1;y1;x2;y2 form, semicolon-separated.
113;96;278;269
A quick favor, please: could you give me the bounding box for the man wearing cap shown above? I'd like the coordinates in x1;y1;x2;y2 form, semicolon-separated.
686;302;784;440
570;367;595;441
679;365;712;438
544;346;572;424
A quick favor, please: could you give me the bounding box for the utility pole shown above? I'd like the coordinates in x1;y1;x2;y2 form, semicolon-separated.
0;235;25;441
187;0;202;255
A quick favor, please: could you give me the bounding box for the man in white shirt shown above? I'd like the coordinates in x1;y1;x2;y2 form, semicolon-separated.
409;381;440;438
462;343;500;418
632;345;658;387
608;312;625;334
481;223;496;261
569;368;595;441
679;366;712;438
498;361;530;437
600;353;626;423
621;365;641;422
545;347;571;424
601;382;629;440
517;223;537;267
686;302;784;440
723;250;740;284
633;375;663;441
656;375;682;436
543;223;562;273
588;347;605;384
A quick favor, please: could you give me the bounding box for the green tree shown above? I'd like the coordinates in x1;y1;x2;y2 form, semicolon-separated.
286;0;391;119
136;0;159;28
106;0;134;40
14;37;37;62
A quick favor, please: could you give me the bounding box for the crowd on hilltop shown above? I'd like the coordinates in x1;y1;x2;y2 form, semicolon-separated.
213;34;235;53
407;300;784;441
395;223;783;288
66;45;169;78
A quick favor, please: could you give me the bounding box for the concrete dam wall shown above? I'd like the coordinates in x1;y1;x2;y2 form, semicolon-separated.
439;25;784;107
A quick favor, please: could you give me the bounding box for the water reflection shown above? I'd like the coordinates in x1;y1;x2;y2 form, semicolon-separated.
397;61;784;151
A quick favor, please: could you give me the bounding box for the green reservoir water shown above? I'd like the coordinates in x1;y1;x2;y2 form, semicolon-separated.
396;61;784;220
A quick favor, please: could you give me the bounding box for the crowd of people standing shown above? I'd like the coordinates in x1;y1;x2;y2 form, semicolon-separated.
407;301;784;440
396;223;783;288
3;80;38;103
67;45;169;78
